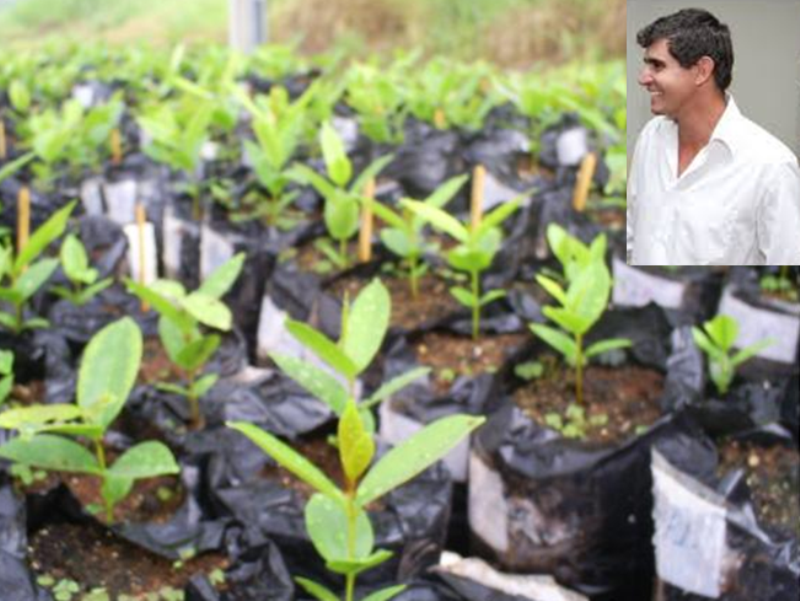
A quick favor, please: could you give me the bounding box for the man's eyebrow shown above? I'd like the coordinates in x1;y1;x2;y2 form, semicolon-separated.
643;57;666;68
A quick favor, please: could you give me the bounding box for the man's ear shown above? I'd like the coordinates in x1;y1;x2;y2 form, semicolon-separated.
695;56;716;86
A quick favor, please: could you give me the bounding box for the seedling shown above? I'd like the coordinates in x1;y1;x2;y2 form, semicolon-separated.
288;122;393;269
269;279;429;433
545;223;607;284
0;200;76;333
692;314;775;395
544;404;608;439
126;252;245;428
229;399;484;601
0;318;180;523
50;234;113;305
513;360;544;381
0;350;13;405
369;174;468;300
401;197;520;340
530;255;631;406
760;267;798;303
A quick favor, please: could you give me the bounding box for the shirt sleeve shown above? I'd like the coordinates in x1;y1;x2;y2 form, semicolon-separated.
626;146;638;263
757;160;800;265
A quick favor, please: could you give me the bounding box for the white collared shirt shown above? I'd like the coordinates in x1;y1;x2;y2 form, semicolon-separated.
627;96;800;265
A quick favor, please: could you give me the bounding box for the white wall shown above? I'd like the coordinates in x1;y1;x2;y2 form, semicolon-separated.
627;0;800;161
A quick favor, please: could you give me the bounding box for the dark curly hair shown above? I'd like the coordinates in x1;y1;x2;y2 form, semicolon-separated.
637;8;733;92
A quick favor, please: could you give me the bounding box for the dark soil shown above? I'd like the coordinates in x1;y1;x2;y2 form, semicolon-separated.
139;337;185;385
513;359;665;444
717;439;800;540
29;520;228;599
412;330;529;396
9;379;47;406
328;271;460;331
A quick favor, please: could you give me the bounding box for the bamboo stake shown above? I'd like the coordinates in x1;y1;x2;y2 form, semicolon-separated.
110;128;122;166
17;186;30;258
434;108;446;130
572;152;597;212
358;178;376;263
135;203;149;312
470;164;486;233
0;118;7;161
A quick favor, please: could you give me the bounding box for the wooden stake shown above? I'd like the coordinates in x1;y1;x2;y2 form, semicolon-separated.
110;128;122;166
135;203;149;312
434;108;446;130
572;152;597;212
470;164;486;233
17;186;30;257
358;178;375;263
0;118;6;161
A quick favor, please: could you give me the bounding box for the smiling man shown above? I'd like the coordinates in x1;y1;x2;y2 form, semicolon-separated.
628;8;800;265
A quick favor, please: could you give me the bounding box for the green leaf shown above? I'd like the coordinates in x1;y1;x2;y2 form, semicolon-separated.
191;373;218;398
475;199;520;240
14;258;59;302
401;200;468;243
349;153;394;196
181;293;232;331
60;234;92;285
101;474;134;513
0;404;82;431
542;306;590;336
15;200;77;274
731;338;776;367
155;382;190;397
379;228;411;258
370;201;406;231
0;152;35;185
9;80;31;112
197;252;245;299
479;289;506;307
158;315;194;365
691;327;726;361
326;549;393;576
343;279;390;373
227;422;343;501
0;434;100;474
564;260;610;333
535;274;567;305
288;163;338;203
423;174;469;209
285;320;358;381
305;492;373;566
362;367;430;409
175;334;220;373
77;278;113;303
324;193;359;241
294;578;339;601
339;399;375;483
585;338;632;359
320;122;352;187
705;315;738;353
356;414;485;507
125;279;194;333
77;317;142;430
269;352;348;415
450;286;476;308
529;323;577;363
107;441;180;479
361;585;408;601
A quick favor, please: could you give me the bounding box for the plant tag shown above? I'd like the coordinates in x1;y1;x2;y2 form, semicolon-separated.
80;177;105;216
556;128;588;167
103;179;138;224
241;140;254;168
200;223;234;282
332;116;359;152
123;221;157;285
468;451;509;552
718;288;799;364
652;450;727;598
612;258;686;309
162;207;192;279
71;83;94;108
378;400;469;482
201;141;218;161
483;170;529;210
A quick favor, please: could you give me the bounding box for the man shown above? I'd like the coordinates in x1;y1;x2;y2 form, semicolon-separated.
628;8;800;265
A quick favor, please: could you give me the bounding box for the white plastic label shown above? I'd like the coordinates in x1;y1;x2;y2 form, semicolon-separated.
332;116;359;152
379;400;469;482
652;450;727;598
201;141;218;161
200;223;234;282
718;288;799;364
612;258;686;310
71;84;94;108
123;222;158;285
556;128;588;167
483;171;527;210
80;177;104;216
162;207;189;279
103;180;138;224
468;452;509;553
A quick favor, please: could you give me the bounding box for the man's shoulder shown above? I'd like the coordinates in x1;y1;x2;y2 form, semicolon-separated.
639;115;671;139
733;115;798;167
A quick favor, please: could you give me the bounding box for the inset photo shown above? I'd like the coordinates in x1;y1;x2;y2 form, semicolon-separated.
627;0;800;266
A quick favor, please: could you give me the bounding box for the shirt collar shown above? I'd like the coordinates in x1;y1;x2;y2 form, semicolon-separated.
707;94;742;156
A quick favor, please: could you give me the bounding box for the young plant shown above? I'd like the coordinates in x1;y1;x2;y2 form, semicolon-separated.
401;198;520;340
530;255;631;406
0;200;76;333
125;253;245;428
288;122;394;269
50;233;113;305
229;400;484;601
545;223;607;284
760;267;798;302
691;314;775;395
269;279;429;433
0;318;180;522
0;350;13;406
369;174;468;300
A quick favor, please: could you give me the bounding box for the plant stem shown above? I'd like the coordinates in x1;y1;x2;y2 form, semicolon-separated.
575;333;584;406
471;269;480;340
345;489;358;601
340;237;348;269
409;255;419;300
186;369;201;429
93;437;113;523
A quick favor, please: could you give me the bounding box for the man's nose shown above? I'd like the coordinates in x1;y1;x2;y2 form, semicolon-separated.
638;68;652;87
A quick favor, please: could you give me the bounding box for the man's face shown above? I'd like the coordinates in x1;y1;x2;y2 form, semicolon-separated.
638;38;698;118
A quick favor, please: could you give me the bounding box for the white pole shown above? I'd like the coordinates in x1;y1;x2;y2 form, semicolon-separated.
229;0;267;54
